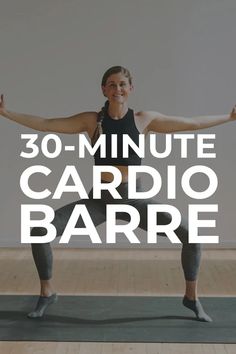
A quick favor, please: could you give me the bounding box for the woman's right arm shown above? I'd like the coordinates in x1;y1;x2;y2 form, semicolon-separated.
0;94;97;134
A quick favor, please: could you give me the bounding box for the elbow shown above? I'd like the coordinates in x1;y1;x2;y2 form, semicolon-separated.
182;120;200;131
40;120;48;132
192;121;201;130
41;118;53;132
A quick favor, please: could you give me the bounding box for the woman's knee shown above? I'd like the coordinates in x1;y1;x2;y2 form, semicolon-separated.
177;224;201;253
184;242;201;254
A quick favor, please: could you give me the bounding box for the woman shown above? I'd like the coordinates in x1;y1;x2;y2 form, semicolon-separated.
1;66;236;322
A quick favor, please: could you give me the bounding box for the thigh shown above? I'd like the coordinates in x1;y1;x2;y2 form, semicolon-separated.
133;198;171;232
124;198;186;236
52;198;106;236
134;198;189;242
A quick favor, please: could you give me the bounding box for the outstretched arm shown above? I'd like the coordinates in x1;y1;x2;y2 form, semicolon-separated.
137;105;236;133
0;94;97;134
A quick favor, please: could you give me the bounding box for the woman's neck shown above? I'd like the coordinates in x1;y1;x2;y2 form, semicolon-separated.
107;103;128;120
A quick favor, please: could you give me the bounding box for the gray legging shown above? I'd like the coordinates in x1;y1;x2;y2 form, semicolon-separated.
31;179;201;281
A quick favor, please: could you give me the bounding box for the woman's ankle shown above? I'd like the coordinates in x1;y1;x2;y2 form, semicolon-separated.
185;280;198;300
184;294;198;301
40;290;54;297
40;280;55;297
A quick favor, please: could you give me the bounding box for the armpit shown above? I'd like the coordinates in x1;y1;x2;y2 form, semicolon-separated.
134;111;156;134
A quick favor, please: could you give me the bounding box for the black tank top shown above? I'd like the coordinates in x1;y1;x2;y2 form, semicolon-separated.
94;108;142;166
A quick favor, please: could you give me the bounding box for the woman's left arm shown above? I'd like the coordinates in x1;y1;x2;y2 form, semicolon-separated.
139;105;236;133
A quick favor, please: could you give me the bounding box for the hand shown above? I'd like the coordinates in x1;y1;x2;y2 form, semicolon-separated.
230;104;236;120
0;94;6;116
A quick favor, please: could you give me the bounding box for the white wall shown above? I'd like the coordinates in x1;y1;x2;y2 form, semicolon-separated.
0;0;236;248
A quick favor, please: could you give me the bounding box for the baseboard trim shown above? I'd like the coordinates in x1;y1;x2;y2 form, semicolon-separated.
1;238;236;249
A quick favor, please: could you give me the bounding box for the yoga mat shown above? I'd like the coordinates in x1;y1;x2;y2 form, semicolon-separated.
0;295;235;343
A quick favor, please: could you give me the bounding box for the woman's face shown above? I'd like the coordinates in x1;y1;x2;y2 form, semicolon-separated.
102;72;133;104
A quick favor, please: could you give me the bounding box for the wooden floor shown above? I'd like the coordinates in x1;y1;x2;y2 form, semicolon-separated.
0;248;236;354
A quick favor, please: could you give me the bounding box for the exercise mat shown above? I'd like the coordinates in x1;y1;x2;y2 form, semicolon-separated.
0;295;235;343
